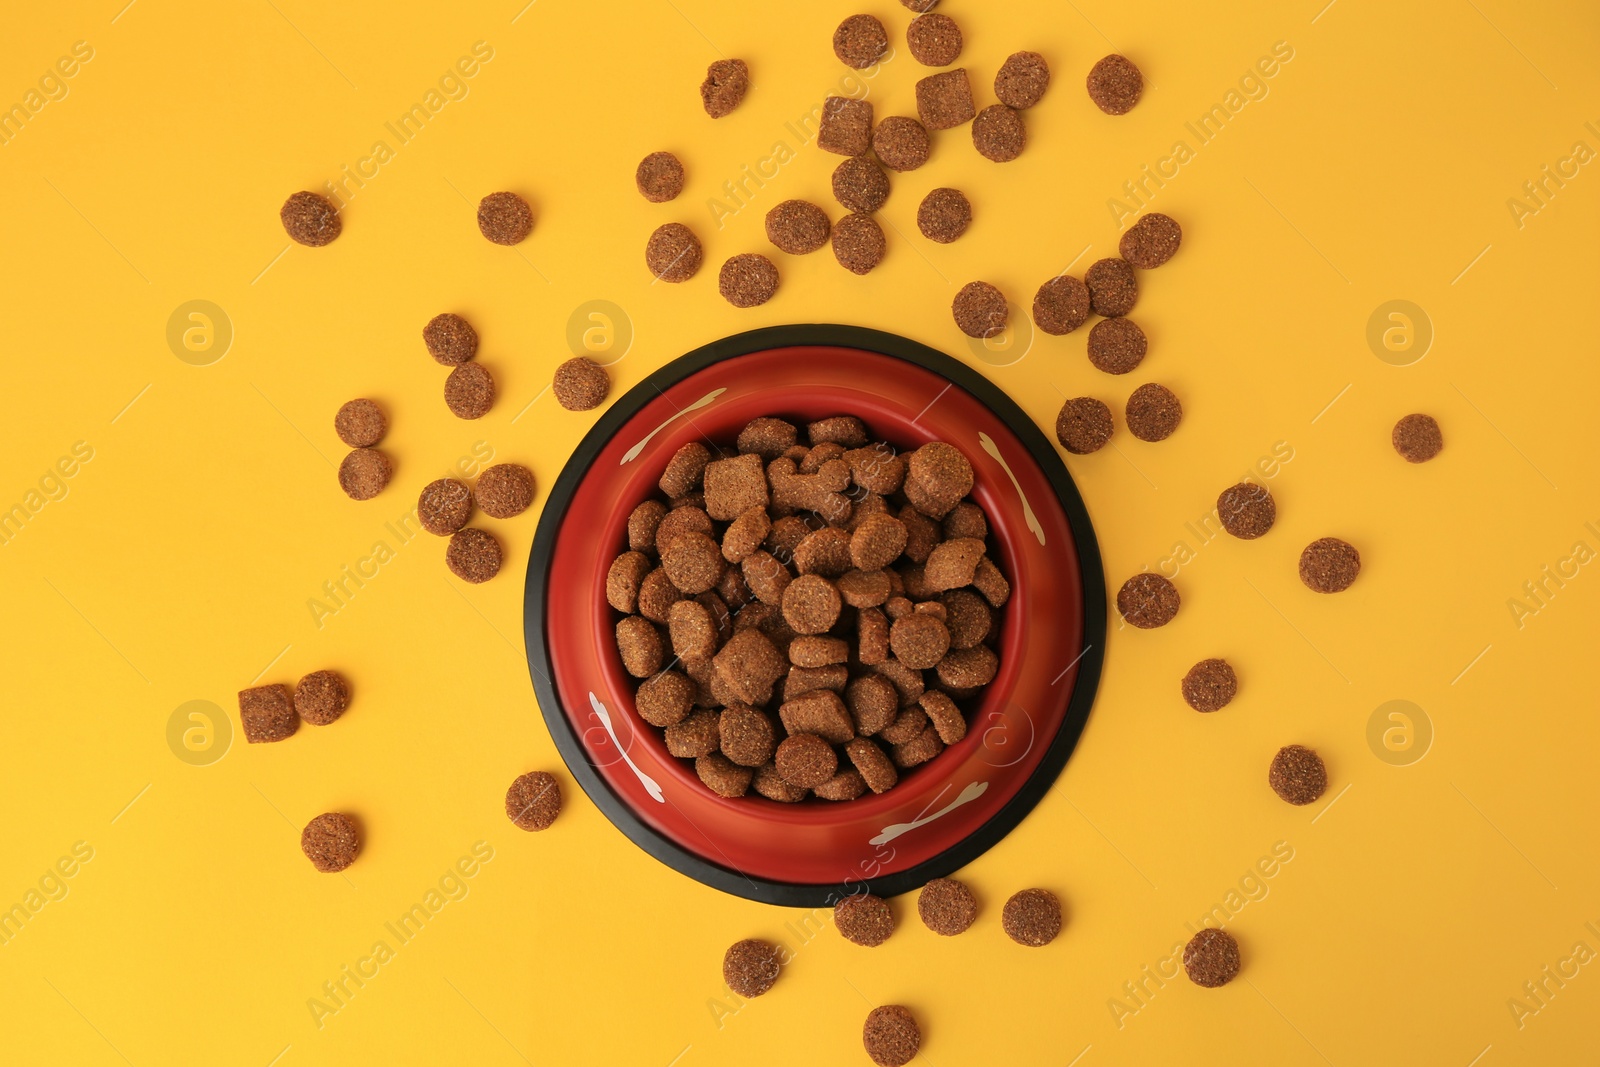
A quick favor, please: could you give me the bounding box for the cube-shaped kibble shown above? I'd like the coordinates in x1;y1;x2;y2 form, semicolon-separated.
703;452;770;521
239;684;298;743
915;69;975;130
817;96;874;156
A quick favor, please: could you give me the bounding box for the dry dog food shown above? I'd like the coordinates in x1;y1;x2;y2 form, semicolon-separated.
635;151;685;203
719;253;780;307
294;670;349;726
1033;275;1091;335
872;116;931;172
280;191;341;246
553;356;610;411
301;812;359;872
835;893;895;946
1125;383;1182;442
610;418;1007;802
832;213;886;275
834;14;888;68
1392;413;1443;463
1087;318;1147;374
766;200;831;255
1120;212;1183;268
1085;257;1138;316
334;399;386;447
645;222;704;282
818;96;874;156
338;448;392;501
476;463;535;519
906;13;962;66
239;684;298;743
917;188;971;243
915;69;975;129
1054;396;1113;454
1002;887;1062;946
419;478;474;535
1183;927;1240;987
832;156;890;214
1216;482;1275;539
1269;744;1328;804
476;192;533;245
701;59;749;118
917;877;977;934
423;312;478;365
995;51;1051;109
447;527;502;583
723;938;781;997
1087;54;1143;114
1299;537;1360;592
952;281;1008;338
971;104;1025;162
445;362;495;420
901;0;938;9
1117;572;1179;628
1181;658;1237;712
505;770;562;830
863;1005;921;1067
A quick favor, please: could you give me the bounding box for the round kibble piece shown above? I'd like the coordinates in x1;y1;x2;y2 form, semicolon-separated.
1299;537;1361;593
636;671;694;727
301;812;359;872
953;281;1007;339
719;254;779;308
916;68;976;130
635;151;685;203
1055;397;1113;454
906;12;962;66
1087;53;1143;115
1182;658;1238;713
832;156;890;214
294;670;349;726
941;589;991;648
1393;413;1443;463
645;222;703;282
971;104;1025;162
775;733;838;789
334;399;386;447
1184;928;1241;987
422;312;478;365
666;709;720;757
782;574;842;634
505;770;561;830
918;187;971;243
901;0;938;8
1087;318;1147;374
847;737;899;792
280;191;340;246
909;442;974;506
1085;257;1138;316
1002;888;1062;946
239;684;297;743
832;213;886;275
1118;572;1179;628
616;616;664;678
833;14;888;69
418;478;473;536
752;762;808;802
890;614;950;670
477;191;533;245
1217;483;1276;539
476;463;535;519
918;877;977;935
447;527;502;584
1270;744;1328;804
722;938;781;997
814;768;868;801
445;362;495;420
663;531;725;594
995;50;1050;109
835;893;894;946
851;514;908;571
873;115;931;172
553;356;609;411
1034;275;1091;335
338;448;392;501
765;199;831;255
1125;382;1182;442
863;1005;921;1067
719;704;777;767
697;752;754;798
701;58;749;118
935;645;997;688
1119;212;1183;269
846;675;899;735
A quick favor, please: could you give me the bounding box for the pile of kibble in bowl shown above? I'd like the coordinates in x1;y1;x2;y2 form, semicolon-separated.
605;414;1009;802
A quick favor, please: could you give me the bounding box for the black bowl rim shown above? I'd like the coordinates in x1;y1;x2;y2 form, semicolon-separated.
523;324;1106;906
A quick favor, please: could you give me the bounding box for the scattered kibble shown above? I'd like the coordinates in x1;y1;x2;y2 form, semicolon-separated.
1181;658;1237;712
835;893;895;946
718;253;780;308
765;200;831;255
418;478;474;535
239;684;298;743
423;312;478;365
1183;927;1240;986
334;399;386;448
995;51;1050;109
1085;257;1138;316
833;14;888;69
872;116;931;172
1269;744;1328;804
915;68;975;130
1086;318;1147;374
1117;572;1179;628
952;281;1007;338
505;770;562;830
294;670;349;726
722;938;781;997
832;156;890;214
906;12;963;67
1216;483;1276;539
971;104;1025;162
1054;397;1114;454
1392;413;1443;463
917;876;977;935
1002;888;1062;946
476;463;535;519
832;213;886;275
1298;537;1360;592
818;96;874;156
338;448;392;501
863;1005;921;1067
1125;382;1182;442
300;812;359;872
1119;212;1183;268
476;191;533;245
444;362;495;420
447;527;502;583
645;222;704;283
553;356;610;411
635;151;685;203
701;59;750;118
280;191;341;247
917;187;971;243
1087;53;1143;114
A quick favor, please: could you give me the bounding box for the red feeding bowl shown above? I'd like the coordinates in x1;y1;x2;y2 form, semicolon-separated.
524;326;1104;906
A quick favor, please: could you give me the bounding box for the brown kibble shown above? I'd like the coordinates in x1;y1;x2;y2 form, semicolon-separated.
704;453;771;520
863;1005;921;1067
635;151;685;203
1055;396;1113;454
783;664;848;701
1002;888;1062;946
890;614;951;670
700;59;749;118
832;156;890;214
636;670;694;727
553;356;609;411
722;506;772;563
638;567;684;622
908;442;973;513
901;0;938;9
656;506;714;554
717;704;776;767
338;448;392;501
792;527;854;580
752;762;808;802
920;690;966;745
722;938;781;997
477;191;533;245
878;705;929;746
906;12;962;66
846;446;906;495
697;752;754;798
665;709;721;757
1087;54;1143;115
447;527;502;583
422;312;478;366
280;191;341;246
1217;482;1276;540
936;645;998;689
766;200;831;255
294;670;349;726
1119;212;1182;268
662;531;725;594
1085;257;1138;317
1087;318;1147;374
1299;537;1360;593
918;877;977;935
476;463;535;519
737;417;798;460
924;538;984;591
838;568;892;608
782;574;843;635
420;478;474;536
301;812;359;872
915;68;975;130
818;96;874;157
713;629;786;704
742;551;793;606
615;616;664;678
335;399;386;447
942;502;987;541
971;104;1025;162
972;558;1010;608
892;721;945;768
846;737;899;793
718;253;780;308
239;684;297;743
810;416;868;448
872;116;930;172
858;606;890;664
1117;572;1179;628
832;213;886;275
505;771;561;831
835;894;895;946
1184;928;1241;987
995;51;1051;109
941;589;992;648
646;222;704;283
445;362;495;419
833;14;888;69
1125;383;1182;442
814;768;868;801
851;514;909;571
845;675;899;736
917;187;971;243
790;635;849;668
659;443;711;499
775;733;838;788
668;598;718;661
1392;413;1443;463
1182;658;1238;713
953;281;1007;339
1033;275;1091;335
